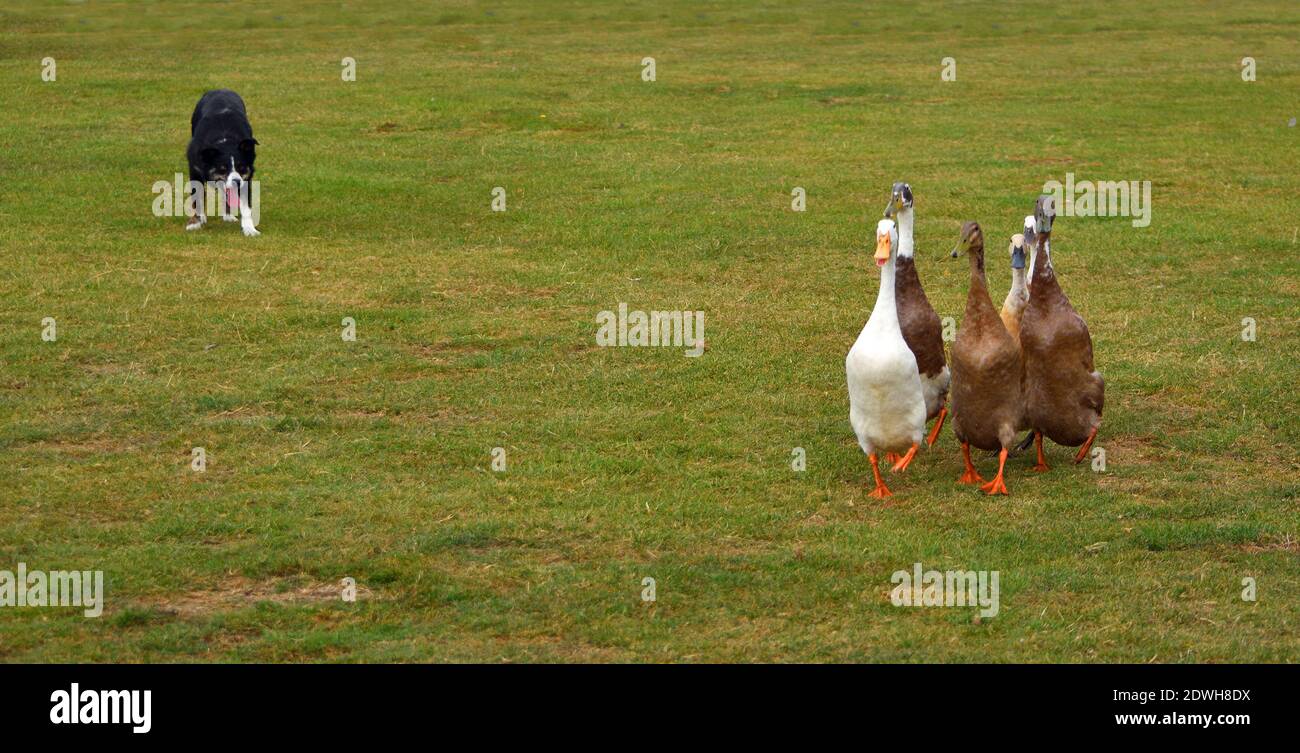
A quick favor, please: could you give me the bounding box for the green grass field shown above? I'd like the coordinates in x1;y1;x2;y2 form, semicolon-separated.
1;0;1297;662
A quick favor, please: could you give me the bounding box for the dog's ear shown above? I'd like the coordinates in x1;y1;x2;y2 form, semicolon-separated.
200;147;221;163
239;138;259;152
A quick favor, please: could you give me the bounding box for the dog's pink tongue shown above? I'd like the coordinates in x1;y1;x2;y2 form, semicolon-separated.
226;186;239;212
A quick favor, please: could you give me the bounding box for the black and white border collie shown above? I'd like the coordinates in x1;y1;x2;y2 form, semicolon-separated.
186;89;259;236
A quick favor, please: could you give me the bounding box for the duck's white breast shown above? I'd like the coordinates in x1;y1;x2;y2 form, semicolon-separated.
846;325;926;450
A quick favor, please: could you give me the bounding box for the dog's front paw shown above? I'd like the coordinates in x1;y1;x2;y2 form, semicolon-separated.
186;219;205;231
223;214;239;222
242;224;260;237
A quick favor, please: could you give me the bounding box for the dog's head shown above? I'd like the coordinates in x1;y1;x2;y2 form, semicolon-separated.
196;135;257;212
196;136;257;185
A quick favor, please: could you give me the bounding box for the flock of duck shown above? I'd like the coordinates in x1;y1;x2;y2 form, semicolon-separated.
846;184;1104;498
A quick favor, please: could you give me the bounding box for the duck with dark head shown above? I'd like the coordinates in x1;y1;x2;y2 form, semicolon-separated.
883;182;950;451
1018;196;1104;470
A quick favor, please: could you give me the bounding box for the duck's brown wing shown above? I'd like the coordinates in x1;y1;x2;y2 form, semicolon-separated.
1024;293;1104;444
895;258;946;377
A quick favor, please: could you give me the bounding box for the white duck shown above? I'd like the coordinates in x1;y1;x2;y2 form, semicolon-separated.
846;219;928;498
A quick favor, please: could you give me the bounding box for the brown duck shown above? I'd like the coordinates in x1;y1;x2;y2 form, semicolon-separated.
1019;196;1104;469
884;182;950;451
948;222;1023;495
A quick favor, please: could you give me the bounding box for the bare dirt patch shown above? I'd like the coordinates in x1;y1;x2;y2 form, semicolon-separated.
143;577;375;618
1238;534;1299;554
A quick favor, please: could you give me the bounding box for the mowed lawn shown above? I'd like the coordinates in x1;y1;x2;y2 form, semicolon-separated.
0;0;1296;662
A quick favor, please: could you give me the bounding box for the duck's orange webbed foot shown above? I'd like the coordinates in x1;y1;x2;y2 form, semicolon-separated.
957;442;984;485
885;451;902;465
1032;431;1050;472
925;406;948;447
979;475;1009;495
868;453;893;498
978;448;1010;496
891;443;919;473
1073;424;1099;464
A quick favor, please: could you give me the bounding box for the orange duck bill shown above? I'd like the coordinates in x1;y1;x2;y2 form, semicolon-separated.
874;231;891;267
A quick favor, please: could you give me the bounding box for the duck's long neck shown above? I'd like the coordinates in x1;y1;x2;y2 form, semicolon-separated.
965;246;1002;327
1029;233;1058;298
895;208;915;259
1037;234;1054;274
1005;265;1028;310
871;255;899;324
967;248;989;307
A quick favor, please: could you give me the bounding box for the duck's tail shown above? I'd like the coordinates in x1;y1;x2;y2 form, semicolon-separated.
1011;430;1035;455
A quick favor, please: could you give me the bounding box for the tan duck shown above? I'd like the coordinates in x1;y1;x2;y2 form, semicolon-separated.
948;222;1024;495
883;182;950;450
1019;196;1104;470
999;215;1036;344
